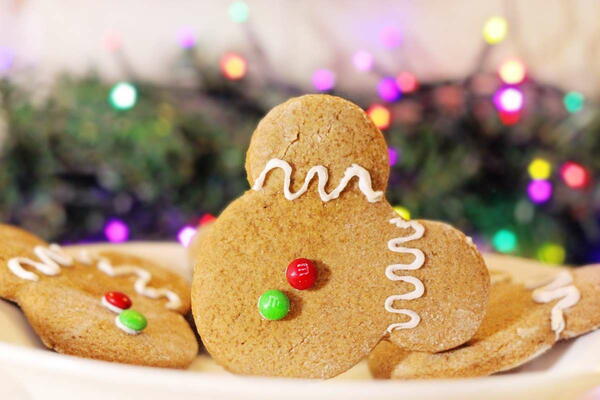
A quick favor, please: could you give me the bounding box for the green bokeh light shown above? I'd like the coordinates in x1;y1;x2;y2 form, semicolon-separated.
229;1;249;23
492;229;517;253
109;82;137;111
563;91;584;113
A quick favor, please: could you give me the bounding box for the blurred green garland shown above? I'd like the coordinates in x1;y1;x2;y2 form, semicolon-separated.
0;52;599;265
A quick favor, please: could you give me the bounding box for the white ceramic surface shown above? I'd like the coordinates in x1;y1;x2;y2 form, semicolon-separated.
1;243;600;400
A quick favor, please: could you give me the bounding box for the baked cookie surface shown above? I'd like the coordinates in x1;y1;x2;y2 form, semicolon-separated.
0;224;198;368
192;95;489;378
369;258;599;379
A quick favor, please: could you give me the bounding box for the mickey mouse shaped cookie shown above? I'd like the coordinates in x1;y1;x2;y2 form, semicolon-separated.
0;224;198;368
191;94;490;378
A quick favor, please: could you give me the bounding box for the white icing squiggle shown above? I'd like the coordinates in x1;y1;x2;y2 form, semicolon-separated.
96;257;181;310
385;217;426;332
8;244;74;281
531;271;580;337
252;158;383;203
6;245;181;310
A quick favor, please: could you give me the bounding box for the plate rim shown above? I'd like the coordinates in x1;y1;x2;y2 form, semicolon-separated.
0;340;598;396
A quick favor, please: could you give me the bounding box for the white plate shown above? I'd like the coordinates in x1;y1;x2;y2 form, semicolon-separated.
1;244;600;400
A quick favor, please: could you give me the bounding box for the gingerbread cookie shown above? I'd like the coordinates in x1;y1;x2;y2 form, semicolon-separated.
191;94;489;378
369;261;600;379
0;224;198;368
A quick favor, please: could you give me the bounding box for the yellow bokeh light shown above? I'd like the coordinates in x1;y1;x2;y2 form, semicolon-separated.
537;243;566;265
367;104;391;130
483;16;508;44
528;158;552;180
220;53;247;80
393;206;411;220
499;58;526;84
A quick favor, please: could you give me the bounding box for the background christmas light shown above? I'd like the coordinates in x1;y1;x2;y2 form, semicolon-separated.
0;3;598;267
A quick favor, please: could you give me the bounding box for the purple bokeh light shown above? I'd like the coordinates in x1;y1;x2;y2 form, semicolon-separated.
178;226;197;247
312;69;335;91
377;77;401;102
388;147;400;166
379;26;402;49
0;47;14;72
177;27;197;49
352;50;374;72
494;87;524;112
104;219;129;243
527;180;552;204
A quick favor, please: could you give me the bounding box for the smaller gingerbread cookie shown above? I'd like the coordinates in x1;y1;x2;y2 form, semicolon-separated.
0;224;198;368
369;260;600;379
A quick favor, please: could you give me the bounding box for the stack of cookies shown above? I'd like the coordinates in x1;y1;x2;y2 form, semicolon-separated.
1;94;599;380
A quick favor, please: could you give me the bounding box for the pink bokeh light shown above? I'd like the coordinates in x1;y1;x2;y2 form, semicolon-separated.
527;180;552;204
177;26;197;49
312;69;335;91
494;87;524;112
379;26;402;48
352;50;374;72
104;219;129;243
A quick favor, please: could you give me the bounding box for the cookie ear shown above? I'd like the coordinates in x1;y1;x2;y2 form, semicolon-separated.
245;94;390;193
385;220;490;352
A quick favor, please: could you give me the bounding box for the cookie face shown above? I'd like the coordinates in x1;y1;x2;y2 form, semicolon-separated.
369;263;600;379
0;224;198;368
191;95;489;378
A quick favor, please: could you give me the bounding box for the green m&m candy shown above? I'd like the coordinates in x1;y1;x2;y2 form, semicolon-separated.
257;290;290;321
116;309;147;335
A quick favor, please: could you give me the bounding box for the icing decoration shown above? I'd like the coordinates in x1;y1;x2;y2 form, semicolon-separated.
286;258;317;290
531;271;580;337
6;245;181;310
252;158;383;203
258;289;290;320
8;244;74;281
96;257;181;310
102;291;132;313
116;309;147;335
384;217;426;332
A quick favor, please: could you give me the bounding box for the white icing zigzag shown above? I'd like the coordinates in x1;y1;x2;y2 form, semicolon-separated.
8;244;74;281
531;271;580;337
384;217;426;332
96;256;181;309
252;158;383;203
7;245;181;310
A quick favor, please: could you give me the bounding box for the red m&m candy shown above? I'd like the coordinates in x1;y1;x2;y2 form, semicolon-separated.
286;258;317;290
102;291;132;313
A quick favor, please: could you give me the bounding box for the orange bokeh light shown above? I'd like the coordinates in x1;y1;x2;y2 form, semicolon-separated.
220;53;247;80
367;104;391;130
